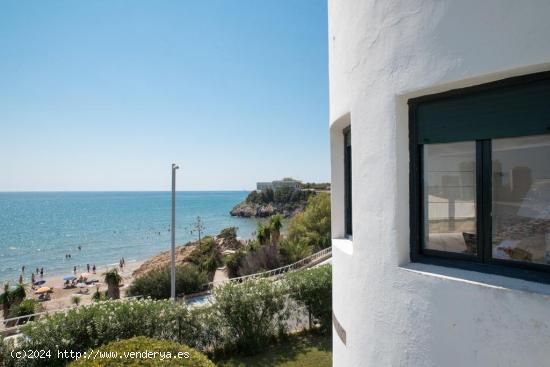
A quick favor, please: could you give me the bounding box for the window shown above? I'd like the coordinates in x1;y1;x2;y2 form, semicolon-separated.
409;71;550;281
344;127;352;237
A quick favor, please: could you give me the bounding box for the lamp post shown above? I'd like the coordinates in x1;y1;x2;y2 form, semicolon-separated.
171;163;179;301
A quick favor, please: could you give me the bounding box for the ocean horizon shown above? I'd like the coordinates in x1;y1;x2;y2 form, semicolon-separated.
0;191;259;284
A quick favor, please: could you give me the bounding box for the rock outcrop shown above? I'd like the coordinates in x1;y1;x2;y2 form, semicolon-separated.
230;202;304;218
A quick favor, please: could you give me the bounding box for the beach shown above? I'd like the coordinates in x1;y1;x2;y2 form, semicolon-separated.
3;261;143;317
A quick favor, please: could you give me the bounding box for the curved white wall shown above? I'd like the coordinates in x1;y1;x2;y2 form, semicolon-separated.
328;1;550;366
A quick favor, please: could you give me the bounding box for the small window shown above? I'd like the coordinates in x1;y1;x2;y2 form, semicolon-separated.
409;71;550;282
344;127;352;237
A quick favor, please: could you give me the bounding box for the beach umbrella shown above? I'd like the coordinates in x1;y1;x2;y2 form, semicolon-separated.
63;275;76;281
33;280;46;286
35;286;51;294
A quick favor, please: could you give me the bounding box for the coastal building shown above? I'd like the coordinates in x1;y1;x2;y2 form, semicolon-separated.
328;1;550;366
256;179;301;192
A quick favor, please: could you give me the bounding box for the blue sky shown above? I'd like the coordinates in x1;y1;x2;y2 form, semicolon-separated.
0;1;329;191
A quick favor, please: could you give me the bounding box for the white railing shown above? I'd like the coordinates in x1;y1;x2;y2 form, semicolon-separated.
205;246;332;289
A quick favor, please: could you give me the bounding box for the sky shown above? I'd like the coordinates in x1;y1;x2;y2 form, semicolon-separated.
0;1;329;191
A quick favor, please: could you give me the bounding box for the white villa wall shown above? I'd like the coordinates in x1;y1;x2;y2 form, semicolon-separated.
328;1;550;366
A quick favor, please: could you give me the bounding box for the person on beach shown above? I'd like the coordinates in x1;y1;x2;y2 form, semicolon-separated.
31;273;35;283
19;274;23;284
21;265;25;273
73;266;77;274
87;264;90;272
36;267;39;274
92;264;96;273
40;268;44;277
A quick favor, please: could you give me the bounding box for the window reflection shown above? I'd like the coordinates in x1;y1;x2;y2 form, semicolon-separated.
423;142;477;254
492;134;550;265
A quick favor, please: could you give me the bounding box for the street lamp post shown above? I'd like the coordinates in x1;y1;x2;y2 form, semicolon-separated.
171;163;179;301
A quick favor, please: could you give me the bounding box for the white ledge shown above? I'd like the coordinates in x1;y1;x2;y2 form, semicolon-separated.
332;238;353;256
400;262;550;298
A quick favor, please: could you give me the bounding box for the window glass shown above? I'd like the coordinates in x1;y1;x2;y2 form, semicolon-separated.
344;128;352;236
492;134;550;265
423;142;477;254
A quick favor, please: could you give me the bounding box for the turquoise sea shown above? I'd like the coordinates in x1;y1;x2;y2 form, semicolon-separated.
0;191;259;283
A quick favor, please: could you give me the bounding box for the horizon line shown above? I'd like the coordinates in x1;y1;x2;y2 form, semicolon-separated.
0;189;253;193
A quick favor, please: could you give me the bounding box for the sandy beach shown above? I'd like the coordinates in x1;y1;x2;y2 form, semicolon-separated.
5;260;144;318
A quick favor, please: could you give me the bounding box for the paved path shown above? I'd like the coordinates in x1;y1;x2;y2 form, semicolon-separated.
213;267;229;287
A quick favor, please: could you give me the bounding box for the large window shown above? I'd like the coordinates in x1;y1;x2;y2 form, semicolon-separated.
344;127;352;237
409;71;550;281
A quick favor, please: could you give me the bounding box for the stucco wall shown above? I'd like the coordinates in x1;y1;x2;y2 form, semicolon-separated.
328;1;550;366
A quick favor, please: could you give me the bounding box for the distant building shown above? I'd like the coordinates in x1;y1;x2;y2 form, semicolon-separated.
256;179;301;191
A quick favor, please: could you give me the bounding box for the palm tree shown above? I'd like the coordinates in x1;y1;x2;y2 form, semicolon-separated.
257;223;271;246
103;269;122;300
0;283;12;320
0;283;26;321
269;214;283;246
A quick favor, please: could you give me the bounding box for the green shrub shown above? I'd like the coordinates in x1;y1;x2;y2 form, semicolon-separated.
286;193;331;251
225;250;246;278
127;264;208;299
6;299;201;366
69;336;215;367
286;264;332;334
9;299;42;319
186;238;221;273
279;240;313;265
212;278;289;354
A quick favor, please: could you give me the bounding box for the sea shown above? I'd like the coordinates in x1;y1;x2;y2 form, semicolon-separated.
0;191;260;284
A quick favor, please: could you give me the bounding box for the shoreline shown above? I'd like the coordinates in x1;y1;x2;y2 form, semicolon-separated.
1;260;145;318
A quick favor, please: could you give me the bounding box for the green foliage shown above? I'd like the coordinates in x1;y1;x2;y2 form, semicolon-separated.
286;193;331;252
212;279;289;354
237;245;280;276
6;299;203;366
225;250;246;278
3;266;332;366
0;283;26;319
71;296;81;306
218;227;237;240
301;182;331;191
186;237;221;274
69;336;215;367
286;265;332;334
92;289;109;302
103;268;122;300
127;264;209;299
245;187;313;209
245;188;274;205
9;299;41;319
215;332;332;367
279;240;313;266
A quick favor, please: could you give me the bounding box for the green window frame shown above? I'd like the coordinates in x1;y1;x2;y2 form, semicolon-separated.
409;71;550;283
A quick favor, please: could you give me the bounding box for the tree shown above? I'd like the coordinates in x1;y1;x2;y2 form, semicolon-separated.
256;222;271;246
269;214;283;246
191;216;205;245
0;283;26;320
103;269;122;300
286;193;331;251
71;296;81;306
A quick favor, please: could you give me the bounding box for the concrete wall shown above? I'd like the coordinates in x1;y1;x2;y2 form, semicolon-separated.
328;1;550;366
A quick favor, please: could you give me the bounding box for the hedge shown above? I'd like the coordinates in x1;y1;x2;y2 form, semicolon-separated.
69;336;214;367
